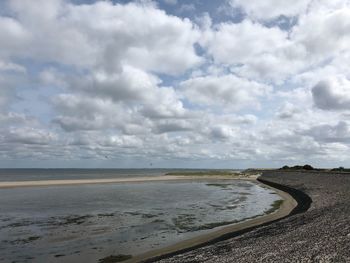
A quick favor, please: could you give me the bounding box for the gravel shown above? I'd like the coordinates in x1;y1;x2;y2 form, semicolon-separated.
154;171;350;263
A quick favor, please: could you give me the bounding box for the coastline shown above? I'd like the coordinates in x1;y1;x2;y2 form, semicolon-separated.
126;176;298;263
157;171;350;262
0;174;298;263
0;173;301;263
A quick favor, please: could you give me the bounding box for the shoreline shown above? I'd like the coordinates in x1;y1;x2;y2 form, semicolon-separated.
0;174;259;189
0;174;299;263
158;171;350;262
126;177;298;263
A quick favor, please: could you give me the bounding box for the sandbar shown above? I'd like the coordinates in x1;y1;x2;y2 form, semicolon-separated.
0;174;259;189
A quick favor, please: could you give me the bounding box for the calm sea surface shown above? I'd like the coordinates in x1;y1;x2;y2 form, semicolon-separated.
0;168;173;181
0;169;281;263
0;168;245;182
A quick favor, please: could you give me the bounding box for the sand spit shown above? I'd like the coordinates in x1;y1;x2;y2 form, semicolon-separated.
0;174;259;189
154;171;350;263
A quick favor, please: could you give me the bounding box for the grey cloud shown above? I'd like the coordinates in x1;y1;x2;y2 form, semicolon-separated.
0;112;39;127
312;79;350;111
276;103;300;119
0;73;27;110
162;0;177;5
52;94;133;132
152;120;193;134
53;81;188;132
69;67;160;103
0;87;12;110
303;121;350;143
53;117;105;132
2;128;57;145
67;67;188;120
181;74;271;110
210;126;236;140
67;132;143;148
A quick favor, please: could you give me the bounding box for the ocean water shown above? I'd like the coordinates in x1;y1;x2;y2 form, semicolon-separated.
0;168;242;182
0;168;170;181
0;170;281;263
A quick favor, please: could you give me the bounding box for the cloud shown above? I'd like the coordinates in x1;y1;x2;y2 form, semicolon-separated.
0;72;26;110
1;127;57;145
207;20;287;65
203;19;308;84
152;119;193;134
292;7;350;58
0;60;26;73
162;0;177;5
205;5;350;85
0;16;29;58
276;102;301;119
312;77;350;111
0;0;202;76
228;0;310;21
209;125;238;140
52;94;132;132
178;4;195;13
0;112;38;127
0;87;12;110
181;74;271;110
67;66;187;121
68;132;144;149
2;0;350;167
38;68;66;88
70;66;162;102
53;82;188;133
303;121;350;143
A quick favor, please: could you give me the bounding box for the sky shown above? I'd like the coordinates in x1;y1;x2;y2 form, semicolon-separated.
1;0;350;168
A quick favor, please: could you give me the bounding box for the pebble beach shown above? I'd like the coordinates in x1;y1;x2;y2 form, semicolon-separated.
154;171;350;263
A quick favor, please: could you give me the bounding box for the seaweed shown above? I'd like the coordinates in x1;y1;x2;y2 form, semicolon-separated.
9;236;41;245
98;254;132;263
206;183;232;189
59;215;93;225
98;213;115;217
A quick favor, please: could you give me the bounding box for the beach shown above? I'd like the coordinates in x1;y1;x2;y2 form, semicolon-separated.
2;170;346;263
154;171;350;263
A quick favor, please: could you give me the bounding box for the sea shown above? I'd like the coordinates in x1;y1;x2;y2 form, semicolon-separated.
0;169;282;263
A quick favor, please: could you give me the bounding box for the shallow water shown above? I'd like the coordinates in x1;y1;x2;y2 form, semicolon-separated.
0;180;281;263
